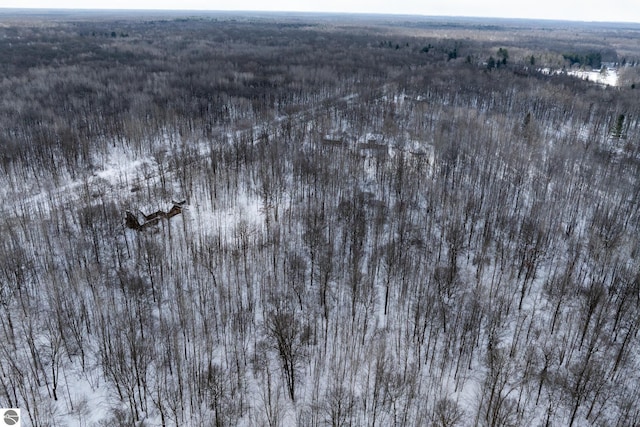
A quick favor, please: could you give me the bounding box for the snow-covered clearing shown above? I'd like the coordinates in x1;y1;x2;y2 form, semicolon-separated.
567;68;619;86
540;66;619;86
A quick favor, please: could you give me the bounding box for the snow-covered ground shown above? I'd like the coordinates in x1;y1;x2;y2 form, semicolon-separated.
540;67;619;86
567;68;619;86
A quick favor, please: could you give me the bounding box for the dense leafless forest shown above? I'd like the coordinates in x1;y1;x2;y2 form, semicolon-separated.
1;10;640;426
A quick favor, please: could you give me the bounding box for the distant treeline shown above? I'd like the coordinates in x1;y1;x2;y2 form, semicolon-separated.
562;52;603;68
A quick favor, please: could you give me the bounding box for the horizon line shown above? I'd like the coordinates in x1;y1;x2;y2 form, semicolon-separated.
0;7;639;25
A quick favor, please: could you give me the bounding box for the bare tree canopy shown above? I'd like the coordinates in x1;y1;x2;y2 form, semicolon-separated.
0;11;639;426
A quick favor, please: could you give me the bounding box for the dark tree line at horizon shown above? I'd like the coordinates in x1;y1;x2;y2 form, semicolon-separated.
0;13;640;426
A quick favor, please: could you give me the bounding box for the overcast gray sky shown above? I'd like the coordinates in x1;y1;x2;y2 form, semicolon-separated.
1;0;638;23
